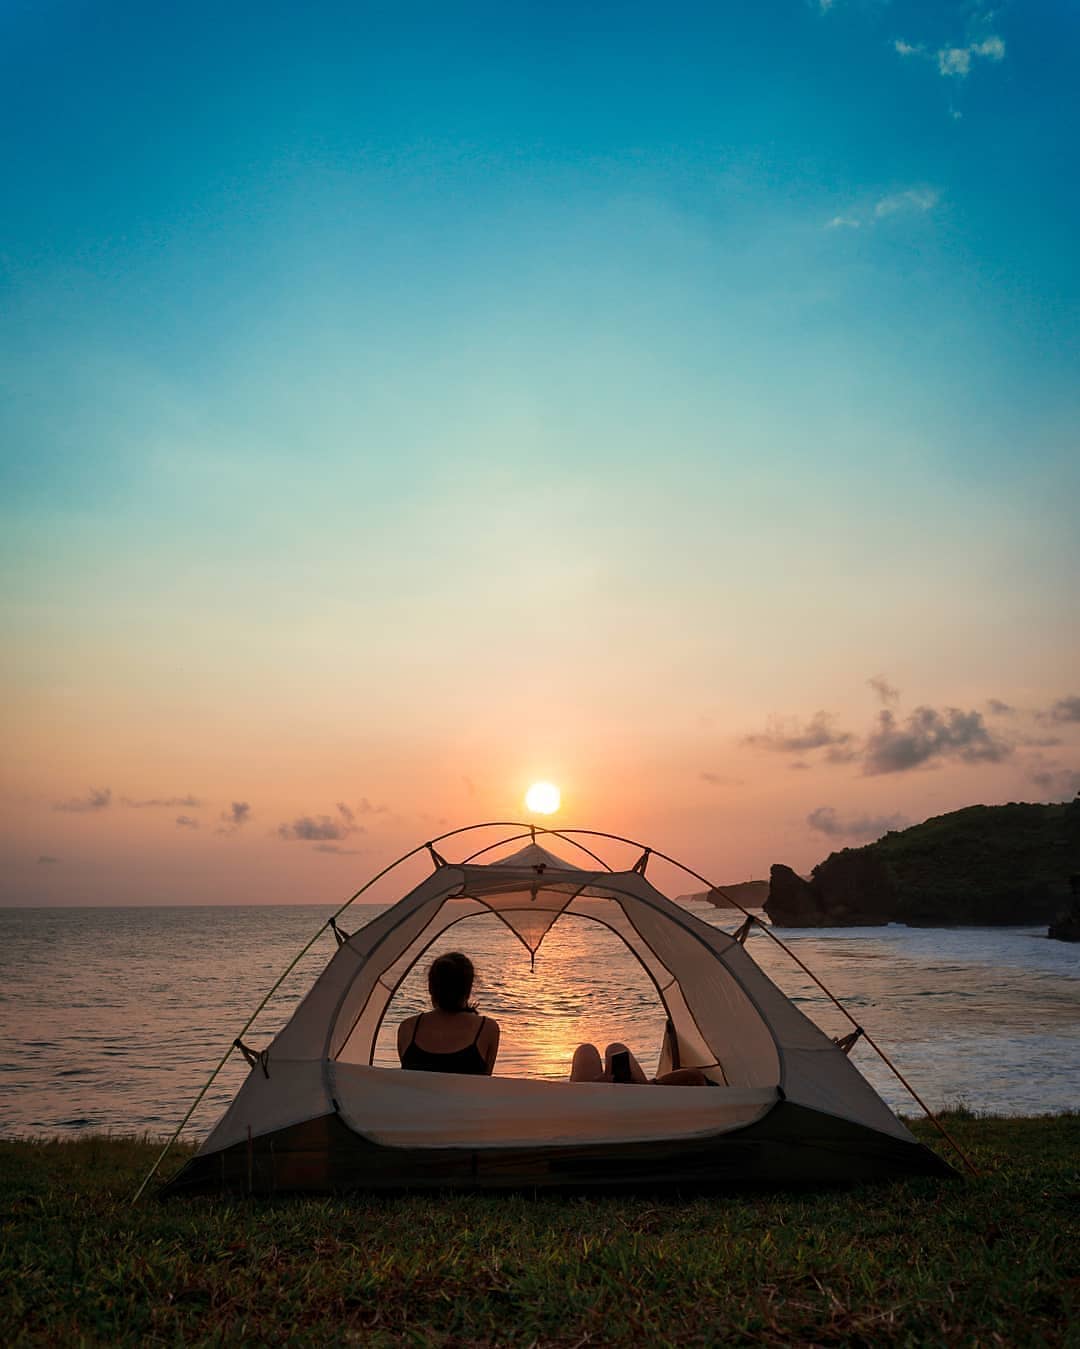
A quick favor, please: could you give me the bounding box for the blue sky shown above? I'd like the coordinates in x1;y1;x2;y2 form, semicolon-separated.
2;1;1078;901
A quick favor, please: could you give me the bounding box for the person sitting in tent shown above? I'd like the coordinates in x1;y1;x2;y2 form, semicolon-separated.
397;952;500;1075
570;1041;708;1086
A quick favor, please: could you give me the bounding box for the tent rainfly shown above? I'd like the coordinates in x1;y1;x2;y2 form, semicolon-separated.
159;831;956;1194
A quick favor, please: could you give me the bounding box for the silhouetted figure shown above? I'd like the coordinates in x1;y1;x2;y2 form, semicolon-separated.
398;952;500;1073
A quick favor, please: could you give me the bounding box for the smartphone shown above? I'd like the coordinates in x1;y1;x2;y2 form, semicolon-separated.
610;1049;632;1083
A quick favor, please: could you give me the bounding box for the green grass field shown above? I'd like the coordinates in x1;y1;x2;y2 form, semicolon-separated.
3;1115;1078;1346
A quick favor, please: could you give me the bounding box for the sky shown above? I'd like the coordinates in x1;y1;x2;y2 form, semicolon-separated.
2;0;1078;904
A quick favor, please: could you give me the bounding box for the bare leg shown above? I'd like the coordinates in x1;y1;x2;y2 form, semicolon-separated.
570;1042;605;1082
604;1042;650;1085
654;1067;709;1086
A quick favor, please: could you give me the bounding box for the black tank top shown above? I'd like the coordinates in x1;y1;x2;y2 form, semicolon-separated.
400;1014;489;1075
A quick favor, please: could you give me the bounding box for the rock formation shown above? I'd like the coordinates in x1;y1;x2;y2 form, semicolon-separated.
678;880;768;910
766;857;895;927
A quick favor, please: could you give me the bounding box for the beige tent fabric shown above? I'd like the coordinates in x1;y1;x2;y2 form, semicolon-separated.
194;840;915;1159
199;1058;329;1154
330;1066;778;1149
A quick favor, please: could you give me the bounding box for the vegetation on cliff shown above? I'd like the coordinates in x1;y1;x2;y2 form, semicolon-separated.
766;798;1080;927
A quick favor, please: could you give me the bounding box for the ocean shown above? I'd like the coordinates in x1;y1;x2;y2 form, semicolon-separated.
1;902;1077;1139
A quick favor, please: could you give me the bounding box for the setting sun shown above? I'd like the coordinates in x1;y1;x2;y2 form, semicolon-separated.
525;781;561;815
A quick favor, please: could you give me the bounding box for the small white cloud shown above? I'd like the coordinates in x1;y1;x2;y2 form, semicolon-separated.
826;215;861;229
894;40;922;57
818;0;836;12
973;35;1006;62
938;46;972;76
937;35;1005;78
875;187;939;218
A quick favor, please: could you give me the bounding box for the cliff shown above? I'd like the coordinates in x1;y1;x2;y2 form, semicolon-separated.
678;880;768;910
765;798;1080;928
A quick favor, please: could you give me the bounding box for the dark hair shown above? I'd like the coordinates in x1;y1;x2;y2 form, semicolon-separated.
428;952;477;1013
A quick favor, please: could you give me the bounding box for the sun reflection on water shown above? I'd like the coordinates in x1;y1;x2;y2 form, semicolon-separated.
372;914;667;1079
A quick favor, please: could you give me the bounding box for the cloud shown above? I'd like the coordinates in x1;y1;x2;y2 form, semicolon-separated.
354;797;388;815
278;802;364;842
313;843;363;855
863;706;1011;775
747;687;1022;776
175;815;200;830
37;855;59;864
986;699;1014;716
789;762;810;772
937;46;972;76
938;35;1005;77
807;806;910;841
744;711;856;756
1049;696;1080;724
896;31;1005;79
875;188;939;218
826;190;939;232
217;801;252;834
124;794;202;809
1027;766;1080;799
868;676;900;706
701;771;745;787
53;787;111;813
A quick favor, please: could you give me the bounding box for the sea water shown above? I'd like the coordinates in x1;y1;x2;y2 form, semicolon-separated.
0;903;1076;1138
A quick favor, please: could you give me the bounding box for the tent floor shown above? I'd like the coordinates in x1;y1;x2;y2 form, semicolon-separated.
162;1102;956;1196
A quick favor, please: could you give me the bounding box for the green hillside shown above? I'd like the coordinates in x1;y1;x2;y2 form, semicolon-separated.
876;799;1079;924
767;797;1080;926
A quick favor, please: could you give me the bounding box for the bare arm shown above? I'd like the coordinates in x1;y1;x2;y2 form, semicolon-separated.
481;1018;501;1074
397;1015;418;1064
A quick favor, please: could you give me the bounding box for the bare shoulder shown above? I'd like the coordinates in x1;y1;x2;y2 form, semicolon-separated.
396;1013;420;1048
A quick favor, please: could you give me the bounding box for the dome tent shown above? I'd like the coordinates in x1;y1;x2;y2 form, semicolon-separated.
155;828;956;1195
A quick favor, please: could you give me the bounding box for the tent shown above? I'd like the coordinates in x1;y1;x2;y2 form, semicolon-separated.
159;831;955;1194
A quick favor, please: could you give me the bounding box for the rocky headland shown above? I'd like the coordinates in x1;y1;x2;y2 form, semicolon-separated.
681;880;769;911
765;798;1080;929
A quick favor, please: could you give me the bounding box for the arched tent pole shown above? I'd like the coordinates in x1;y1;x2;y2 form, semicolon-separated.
133;820;977;1201
460;829;615;870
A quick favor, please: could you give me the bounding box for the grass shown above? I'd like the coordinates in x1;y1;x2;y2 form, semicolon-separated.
2;1116;1078;1346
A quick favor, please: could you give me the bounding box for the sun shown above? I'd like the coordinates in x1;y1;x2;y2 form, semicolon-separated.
524;781;561;815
